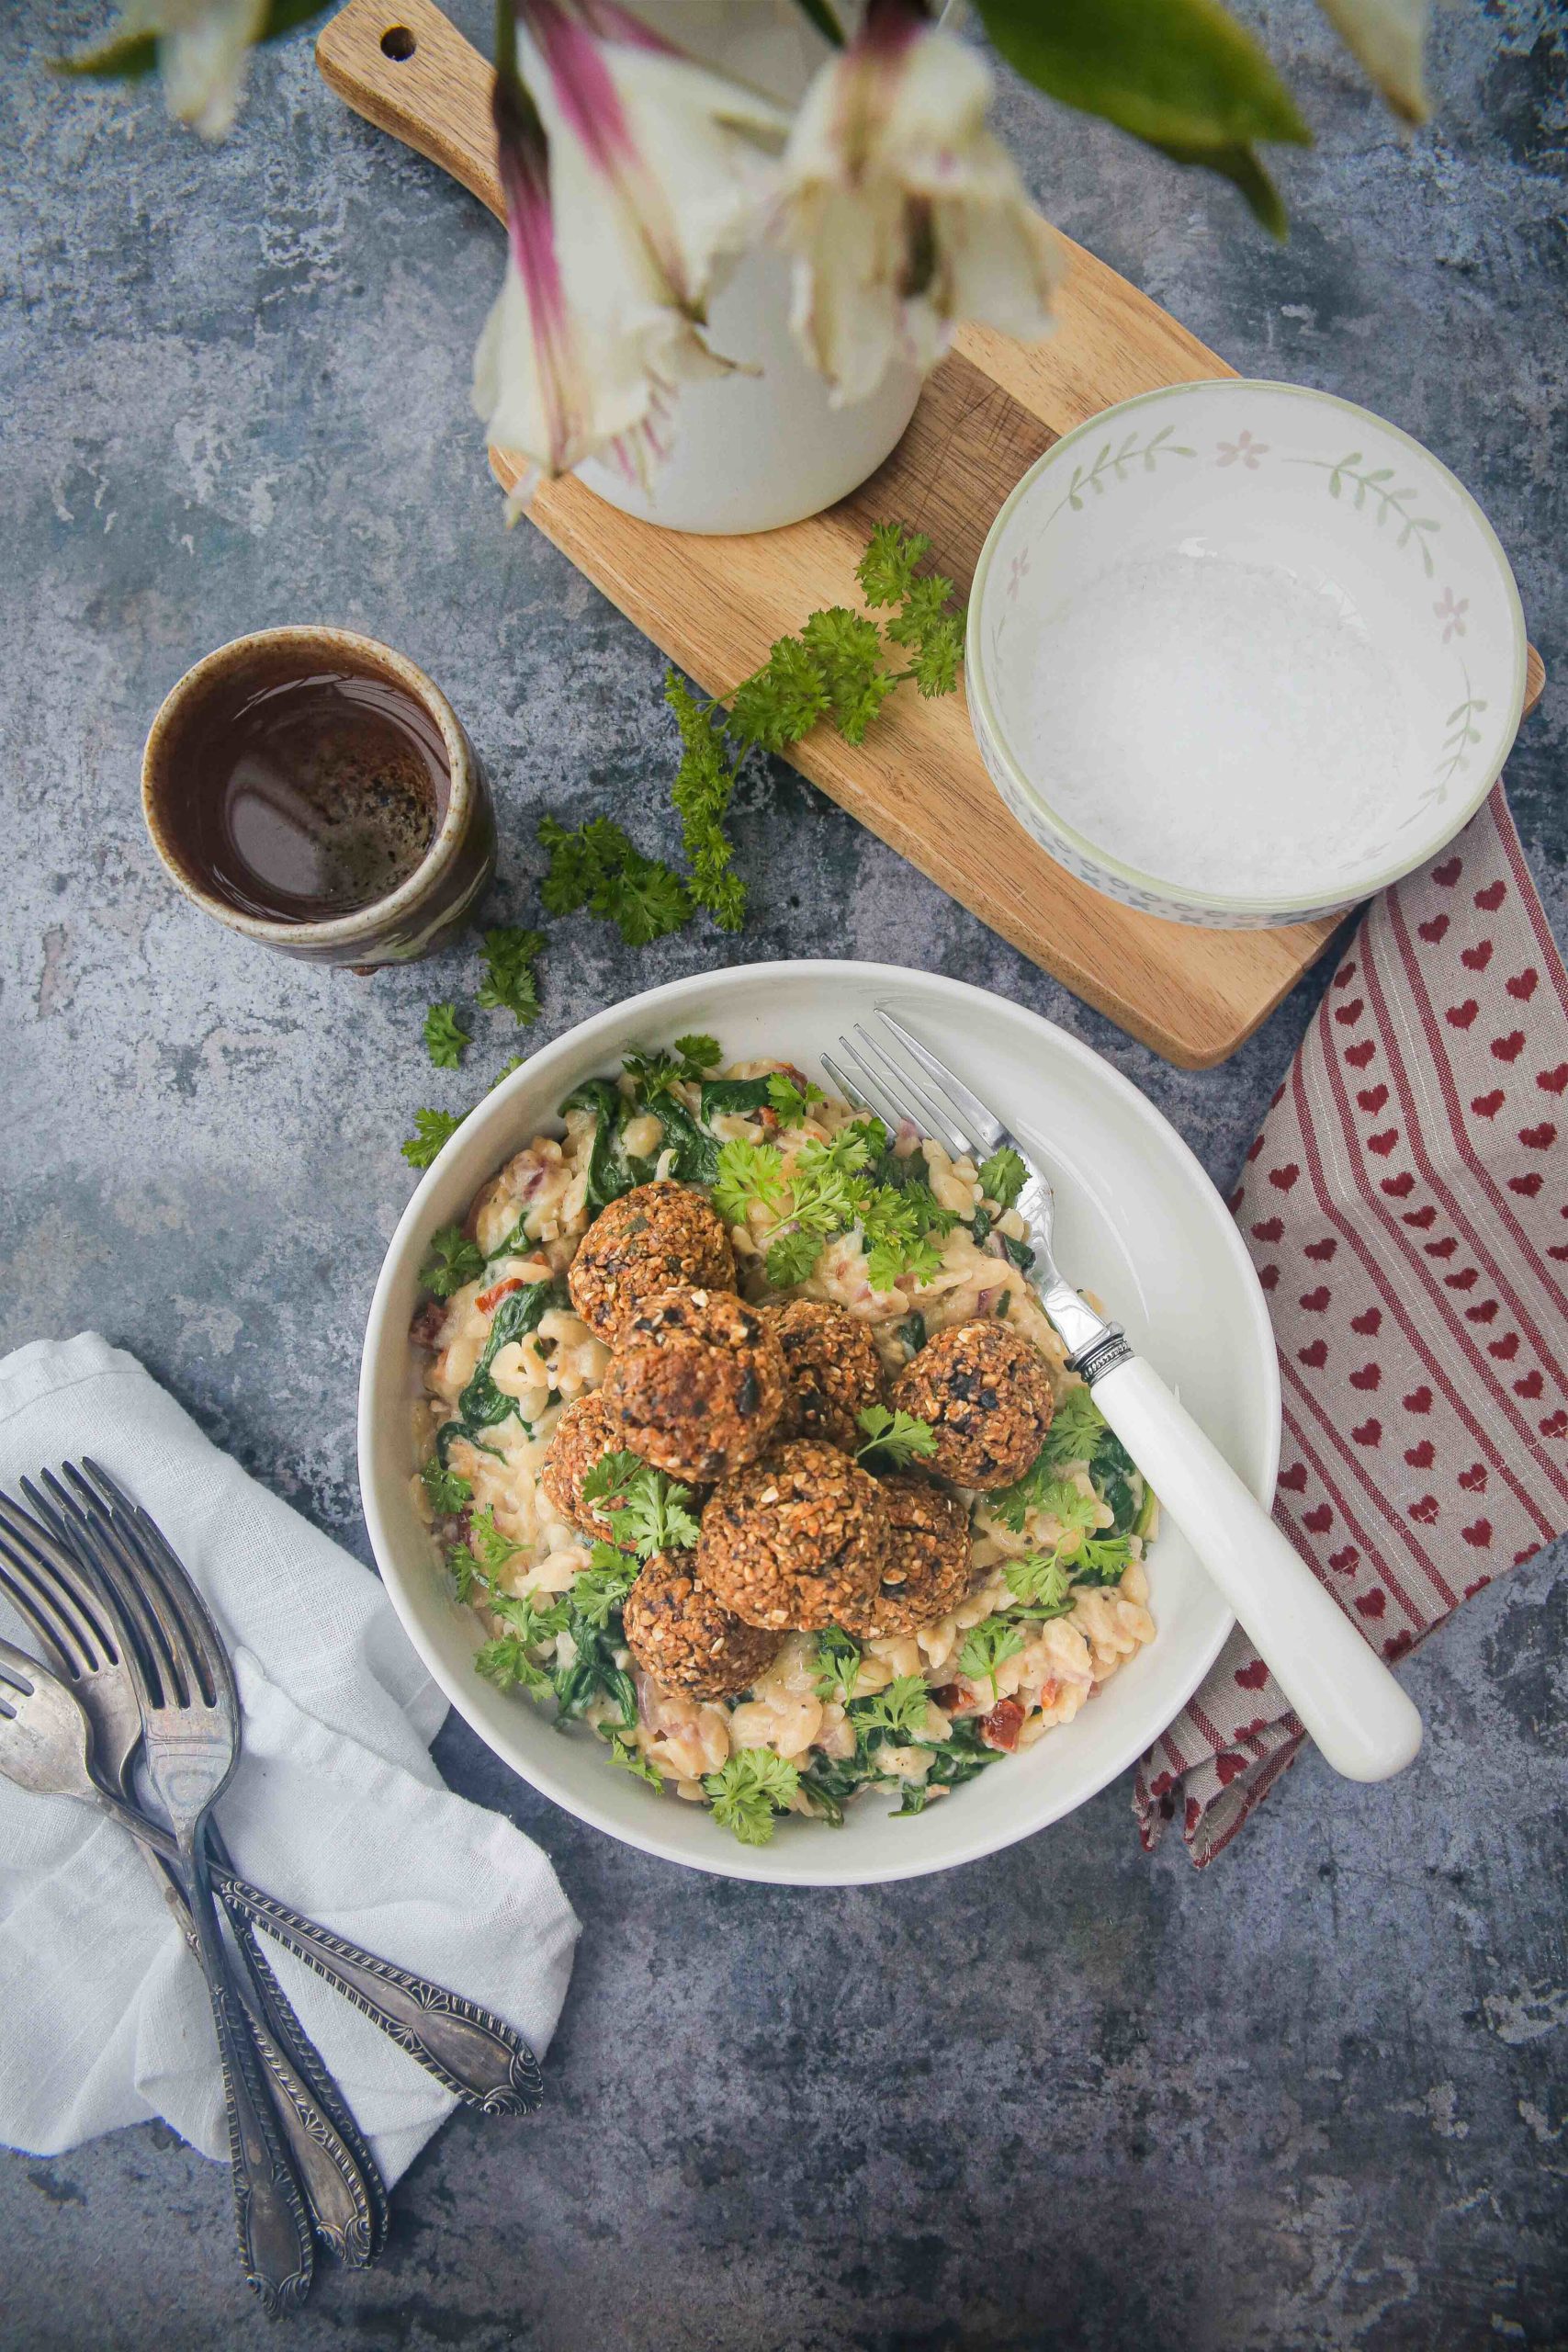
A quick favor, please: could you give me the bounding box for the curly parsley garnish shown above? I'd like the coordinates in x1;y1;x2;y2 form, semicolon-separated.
812;1625;863;1703
477;926;546;1025
673;1034;722;1076
855;1404;938;1471
766;1070;825;1126
851;1675;932;1743
1071;1536;1134;1587
423;1002;471;1069
711;1123;955;1293
422;1454;472;1518
957;1619;1026;1697
1002;1552;1074;1617
581;1452;701;1558
705;1749;801;1847
401;1107;464;1169
419;1223;484;1300
976;1147;1028;1210
538;814;692;947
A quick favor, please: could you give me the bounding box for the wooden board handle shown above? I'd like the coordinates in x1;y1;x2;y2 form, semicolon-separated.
316;0;504;222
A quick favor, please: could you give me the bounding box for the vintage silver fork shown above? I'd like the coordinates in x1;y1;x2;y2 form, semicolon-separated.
0;1559;315;2311
824;1010;1424;1783
0;1481;386;2266
11;1465;544;2117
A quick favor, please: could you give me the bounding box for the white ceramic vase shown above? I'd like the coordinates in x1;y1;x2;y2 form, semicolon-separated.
573;0;923;536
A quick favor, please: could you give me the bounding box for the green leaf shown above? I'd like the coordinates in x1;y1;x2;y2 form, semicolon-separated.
537;814;690;946
421;1453;472;1519
1073;1535;1134;1588
766;1070;825;1126
976;1146;1028;1210
705;1749;800;1846
957;1619;1026;1695
788;0;846;47
476;927;546;1025
401;1108;463;1170
673;1033;722;1073
423;1002;471;1069
53;27;159;79
855;1403;938;1471
666;673;747;927
973;0;1309;233
698;1076;774;1123
581;1453;700;1559
856;523;931;609
457;1280;559;1430
851;1675;932;1744
712;1137;788;1228
765;1224;829;1289
728;638;829;755
419;1223;485;1299
812;1625;863;1702
1003;1551;1073;1617
601;1727;663;1789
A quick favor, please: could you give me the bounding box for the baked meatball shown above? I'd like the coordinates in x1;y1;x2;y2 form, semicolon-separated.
891;1319;1055;1489
541;1393;644;1546
763;1298;886;1454
567;1182;734;1345
698;1440;889;1631
836;1473;975;1638
623;1552;781;1701
603;1287;787;1486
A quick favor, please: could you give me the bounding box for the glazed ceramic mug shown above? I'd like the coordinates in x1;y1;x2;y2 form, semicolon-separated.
141;626;496;967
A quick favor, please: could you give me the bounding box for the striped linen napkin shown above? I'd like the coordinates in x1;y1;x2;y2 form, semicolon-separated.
1134;783;1568;1864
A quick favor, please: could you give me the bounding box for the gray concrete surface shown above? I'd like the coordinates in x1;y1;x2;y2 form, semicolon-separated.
3;2;1565;2346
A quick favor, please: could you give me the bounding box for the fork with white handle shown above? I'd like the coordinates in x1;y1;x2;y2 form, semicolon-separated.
824;1011;1424;1784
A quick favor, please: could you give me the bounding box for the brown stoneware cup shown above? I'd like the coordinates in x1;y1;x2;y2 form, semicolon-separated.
141;626;496;967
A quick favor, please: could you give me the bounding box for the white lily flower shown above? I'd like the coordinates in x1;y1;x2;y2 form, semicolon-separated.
1317;0;1430;125
71;0;267;140
777;0;1061;407
474;0;788;489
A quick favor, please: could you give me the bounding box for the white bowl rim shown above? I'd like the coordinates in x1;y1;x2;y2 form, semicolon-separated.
358;959;1278;1884
966;377;1529;917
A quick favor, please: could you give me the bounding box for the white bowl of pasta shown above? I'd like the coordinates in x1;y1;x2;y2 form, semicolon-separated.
358;961;1278;1884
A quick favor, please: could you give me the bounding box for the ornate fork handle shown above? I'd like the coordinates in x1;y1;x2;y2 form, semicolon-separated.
215;1872;544;2116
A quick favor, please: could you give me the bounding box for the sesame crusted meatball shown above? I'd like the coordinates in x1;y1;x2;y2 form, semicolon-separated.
567;1182;734;1345
541;1393;640;1546
602;1286;787;1486
623;1552;781;1701
698;1440;890;1631
836;1473;975;1638
890;1319;1055;1489
762;1298;886;1454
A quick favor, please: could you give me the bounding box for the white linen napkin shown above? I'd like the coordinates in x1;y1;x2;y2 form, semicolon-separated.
0;1333;580;2183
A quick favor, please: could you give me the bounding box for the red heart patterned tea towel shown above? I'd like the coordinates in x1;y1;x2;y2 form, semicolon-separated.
1134;783;1568;1865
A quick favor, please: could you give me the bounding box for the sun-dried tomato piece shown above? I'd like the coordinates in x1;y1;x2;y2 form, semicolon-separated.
476;1275;525;1317
978;1696;1025;1751
409;1300;447;1350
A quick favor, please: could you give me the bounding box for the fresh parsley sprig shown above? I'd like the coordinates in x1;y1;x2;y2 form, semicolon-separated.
423;1002;470;1069
855;1404;938;1472
581;1451;701;1559
957;1618;1026;1697
419;1223;484;1299
421;1453;472;1518
477;927;546;1025
539;814;691;947
705;1749;801;1847
812;1625;863;1703
402;1107;464;1170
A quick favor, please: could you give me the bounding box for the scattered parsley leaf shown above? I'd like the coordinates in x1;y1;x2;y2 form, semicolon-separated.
728;635;828;755
570;1544;641;1628
601;1727;663;1789
1003;1552;1073;1616
1040;1385;1109;1466
476;926;546;1025
419;1223;484;1300
537;814;691;947
581;1452;700;1558
851;1674;931;1743
401;1107;463;1169
712;1137;788;1228
467;1506;519;1578
976;1147;1028;1210
673;1033;722;1075
812;1625;862;1702
422;1454;472;1519
490;1054;527;1091
705;1748;801;1846
1072;1535;1134;1588
423;1002;471;1069
958;1618;1026;1695
855;1403;938;1470
766;1070;825;1125
474;1632;554;1693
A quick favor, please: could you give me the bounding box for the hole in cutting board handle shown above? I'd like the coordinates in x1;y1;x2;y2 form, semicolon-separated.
380;24;416;59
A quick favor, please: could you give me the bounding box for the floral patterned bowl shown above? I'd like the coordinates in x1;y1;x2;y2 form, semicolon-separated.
966;379;1528;928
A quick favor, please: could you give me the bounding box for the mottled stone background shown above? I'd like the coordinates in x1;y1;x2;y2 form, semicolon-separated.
2;2;1564;2346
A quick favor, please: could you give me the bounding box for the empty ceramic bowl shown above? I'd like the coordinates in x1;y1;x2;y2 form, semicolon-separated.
966;379;1528;928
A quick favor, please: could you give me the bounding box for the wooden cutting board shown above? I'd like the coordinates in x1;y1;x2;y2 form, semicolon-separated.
317;0;1545;1068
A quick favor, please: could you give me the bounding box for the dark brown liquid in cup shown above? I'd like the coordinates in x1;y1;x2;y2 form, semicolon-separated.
159;663;450;922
